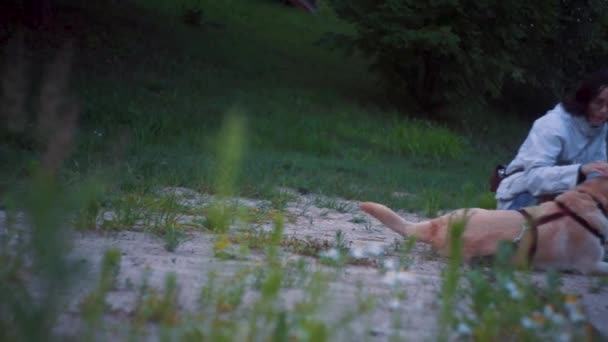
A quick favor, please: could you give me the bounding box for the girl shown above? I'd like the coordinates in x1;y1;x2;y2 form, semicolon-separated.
496;69;608;210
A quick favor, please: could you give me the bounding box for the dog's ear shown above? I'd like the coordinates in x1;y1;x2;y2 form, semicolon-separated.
576;177;608;210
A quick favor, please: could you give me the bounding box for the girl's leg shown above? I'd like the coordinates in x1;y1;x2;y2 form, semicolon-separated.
507;191;537;210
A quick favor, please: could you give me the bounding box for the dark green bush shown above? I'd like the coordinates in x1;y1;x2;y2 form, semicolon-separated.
327;0;608;113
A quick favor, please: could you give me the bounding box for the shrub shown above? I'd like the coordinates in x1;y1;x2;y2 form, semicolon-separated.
326;1;608;113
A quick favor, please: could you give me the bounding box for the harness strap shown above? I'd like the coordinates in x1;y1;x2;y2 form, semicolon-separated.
577;190;608;219
516;209;539;264
554;200;606;245
530;211;566;225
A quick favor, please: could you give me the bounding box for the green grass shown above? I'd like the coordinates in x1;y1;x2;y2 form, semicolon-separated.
1;0;527;213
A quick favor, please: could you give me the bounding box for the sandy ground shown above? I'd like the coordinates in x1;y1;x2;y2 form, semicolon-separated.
3;187;608;340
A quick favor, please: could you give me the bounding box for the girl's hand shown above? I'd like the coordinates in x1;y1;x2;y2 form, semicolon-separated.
581;161;608;176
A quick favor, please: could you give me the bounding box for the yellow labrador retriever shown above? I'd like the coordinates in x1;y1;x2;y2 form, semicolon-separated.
360;177;608;275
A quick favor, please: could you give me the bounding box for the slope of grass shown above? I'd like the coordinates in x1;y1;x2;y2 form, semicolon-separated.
1;0;528;212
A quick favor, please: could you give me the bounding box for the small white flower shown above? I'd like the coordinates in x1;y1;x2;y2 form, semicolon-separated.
549;313;565;325
564;296;585;323
383;258;397;270
388;298;400;310
365;244;384;256
568;309;585;323
564;296;580;311
504;281;522;300
556;332;571;342
382;270;417;286
350;246;365;259
455;322;472;336
245;274;257;286
521;317;537;329
543;305;555;317
320;248;340;260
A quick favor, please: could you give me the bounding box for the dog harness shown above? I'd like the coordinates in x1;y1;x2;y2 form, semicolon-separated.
515;197;606;265
577;190;608;221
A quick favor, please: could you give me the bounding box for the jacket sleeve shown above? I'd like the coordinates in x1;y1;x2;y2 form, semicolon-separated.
519;122;580;196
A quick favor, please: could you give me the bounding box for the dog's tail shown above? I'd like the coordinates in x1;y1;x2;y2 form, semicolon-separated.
359;202;432;242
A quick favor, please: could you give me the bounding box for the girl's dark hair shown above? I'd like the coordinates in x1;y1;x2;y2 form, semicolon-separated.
562;68;608;117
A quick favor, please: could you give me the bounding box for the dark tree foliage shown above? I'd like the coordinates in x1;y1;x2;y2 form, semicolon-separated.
327;0;608;114
1;0;52;30
522;1;608;107
23;0;53;28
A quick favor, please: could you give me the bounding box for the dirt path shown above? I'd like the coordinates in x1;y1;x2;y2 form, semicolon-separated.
3;187;608;340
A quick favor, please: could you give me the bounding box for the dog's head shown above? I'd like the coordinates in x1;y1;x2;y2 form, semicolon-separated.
575;176;608;212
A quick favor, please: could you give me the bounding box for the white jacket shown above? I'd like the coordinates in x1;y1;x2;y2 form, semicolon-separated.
496;103;607;209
